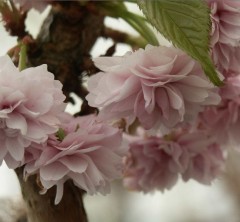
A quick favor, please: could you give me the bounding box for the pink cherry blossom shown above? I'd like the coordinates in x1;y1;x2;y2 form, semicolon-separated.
211;44;240;75
123;136;188;192
209;0;240;47
24;113;127;204
208;0;240;74
200;75;240;147
123;131;225;192
178;132;225;184
0;55;66;168
87;45;220;131
13;0;50;12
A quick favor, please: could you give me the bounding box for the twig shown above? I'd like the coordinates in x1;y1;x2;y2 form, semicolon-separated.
102;26;146;49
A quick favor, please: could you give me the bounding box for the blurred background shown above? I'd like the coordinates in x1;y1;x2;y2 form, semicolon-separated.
0;3;240;222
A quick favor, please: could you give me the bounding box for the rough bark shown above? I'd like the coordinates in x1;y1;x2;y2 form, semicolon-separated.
28;1;104;110
15;2;105;222
15;168;87;222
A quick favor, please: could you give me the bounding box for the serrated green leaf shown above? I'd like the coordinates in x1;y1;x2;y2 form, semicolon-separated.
137;0;222;86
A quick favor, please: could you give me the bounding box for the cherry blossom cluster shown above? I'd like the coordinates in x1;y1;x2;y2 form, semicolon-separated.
86;0;240;194
24;113;126;204
209;0;240;74
1;0;240;204
123;129;224;192
0;55;127;204
87;45;220;130
86;44;225;191
0;55;66;168
201;0;240;147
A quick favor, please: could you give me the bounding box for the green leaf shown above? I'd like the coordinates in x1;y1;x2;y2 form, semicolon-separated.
137;0;222;86
122;12;159;46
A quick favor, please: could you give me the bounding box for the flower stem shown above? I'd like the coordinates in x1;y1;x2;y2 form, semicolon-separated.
19;43;27;71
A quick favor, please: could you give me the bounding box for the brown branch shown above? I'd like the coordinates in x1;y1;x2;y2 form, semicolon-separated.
0;1;28;38
102;26;146;49
28;1;104;105
15;168;87;222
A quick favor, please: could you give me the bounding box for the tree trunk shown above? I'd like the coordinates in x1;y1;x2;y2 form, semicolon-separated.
28;1;104;109
15;2;105;222
15;168;88;222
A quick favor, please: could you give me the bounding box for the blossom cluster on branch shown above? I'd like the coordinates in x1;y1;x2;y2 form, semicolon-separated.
87;45;220;130
24;113;126;204
1;0;240;205
202;0;240;147
123;130;224;192
0;56;66;168
86;0;240;193
0;55;127;204
86;43;226;191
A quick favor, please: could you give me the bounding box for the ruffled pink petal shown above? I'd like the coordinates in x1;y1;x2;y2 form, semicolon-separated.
87;45;219;131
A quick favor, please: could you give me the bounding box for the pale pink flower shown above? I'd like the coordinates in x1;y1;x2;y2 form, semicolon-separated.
208;0;240;73
87;45;220;130
0;55;66;168
123;136;187;192
211;44;240;75
13;0;50;12
25;114;127;204
123;131;225;192
178;132;225;184
209;0;240;47
200;75;240;146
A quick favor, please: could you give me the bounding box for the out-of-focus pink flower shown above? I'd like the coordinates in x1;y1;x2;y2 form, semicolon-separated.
87;45;220;131
200;75;240;146
0;55;66;168
183;143;224;183
178;132;225;184
206;0;240;146
208;0;240;73
123;131;225;192
25;114;127;204
209;0;240;47
123;136;188;192
13;0;50;12
211;44;240;75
